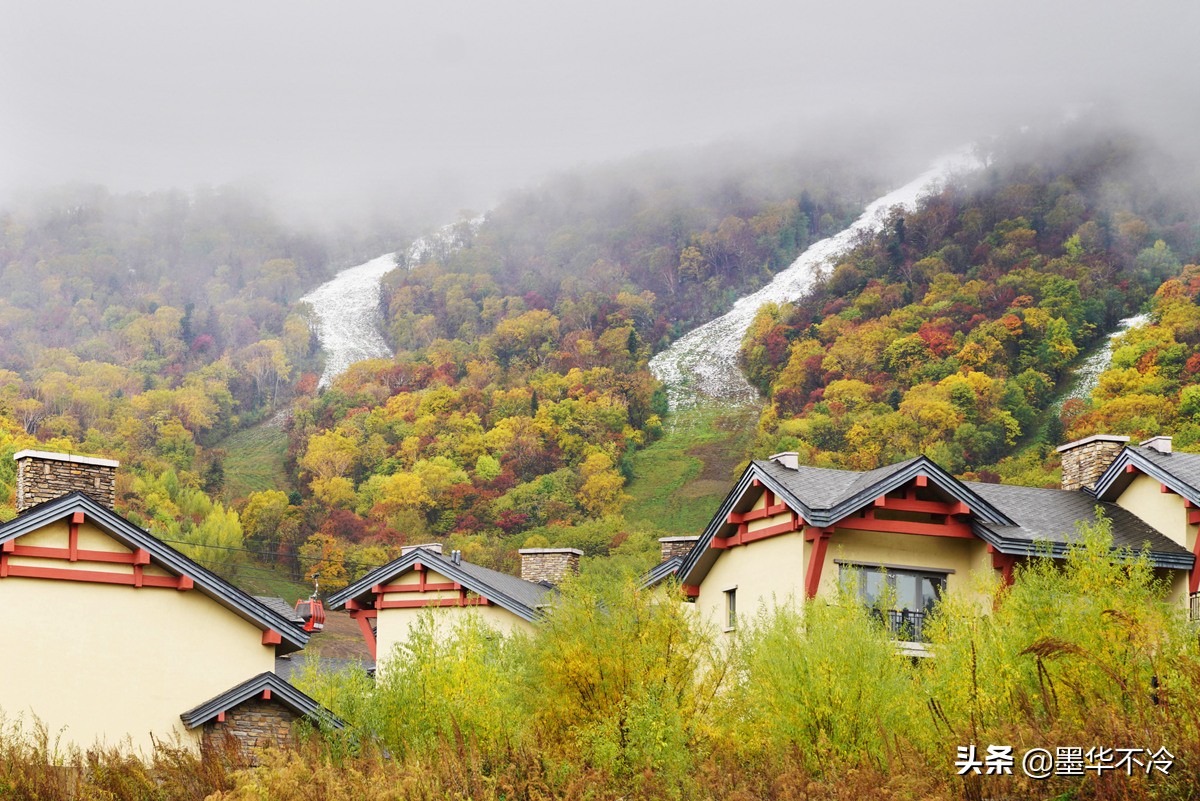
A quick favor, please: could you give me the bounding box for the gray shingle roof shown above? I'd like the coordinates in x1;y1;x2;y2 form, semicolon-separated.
254;596;305;625
680;453;1196;586
1095;445;1200;508
754;458;918;510
327;546;555;621
455;560;555;609
179;671;344;729
275;655;372;682
965;481;1190;561
1131;447;1200;494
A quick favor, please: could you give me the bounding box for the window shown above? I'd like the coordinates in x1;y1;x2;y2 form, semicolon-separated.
724;588;737;631
839;564;946;641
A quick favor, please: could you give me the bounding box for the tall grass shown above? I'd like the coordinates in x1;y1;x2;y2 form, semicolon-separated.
8;522;1200;799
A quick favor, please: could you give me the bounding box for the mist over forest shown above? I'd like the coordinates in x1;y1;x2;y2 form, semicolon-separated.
5;3;1200;798
2;0;1198;231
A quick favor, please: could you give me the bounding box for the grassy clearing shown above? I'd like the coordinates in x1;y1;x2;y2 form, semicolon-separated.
217;413;291;503
624;403;759;536
231;568;310;602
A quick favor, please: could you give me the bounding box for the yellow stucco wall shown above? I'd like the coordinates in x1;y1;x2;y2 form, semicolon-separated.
695;482;999;633
373;568;534;675
821;527;994;609
1116;474;1192;549
0;521;277;753
1116;474;1195;610
695;530;806;634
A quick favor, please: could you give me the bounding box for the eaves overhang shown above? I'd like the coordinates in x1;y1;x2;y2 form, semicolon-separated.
1093;448;1200;506
641;556;682;590
180;671;344;729
677;457;1015;588
327;549;541;623
973;520;1195;571
0;492;309;654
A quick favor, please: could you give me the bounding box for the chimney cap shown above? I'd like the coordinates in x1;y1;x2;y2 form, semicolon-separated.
658;536;700;543
401;542;443;556
1140;435;1173;454
13;449;120;468
518;547;584;556
1055;434;1129;454
769;451;800;470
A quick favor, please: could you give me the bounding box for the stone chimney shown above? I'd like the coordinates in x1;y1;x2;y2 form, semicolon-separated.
14;450;119;512
518;548;582;585
1056;435;1129;491
401;543;443;556
659;536;699;562
1140;435;1173;454
769;451;799;470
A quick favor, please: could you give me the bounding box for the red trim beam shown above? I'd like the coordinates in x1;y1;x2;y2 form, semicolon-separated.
873;496;969;515
835;509;974;539
377;596;490;609
727;503;790;524
0;563;194;590
713;513;802;550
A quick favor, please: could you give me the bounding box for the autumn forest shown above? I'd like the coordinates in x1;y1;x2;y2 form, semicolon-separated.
0;123;1198;599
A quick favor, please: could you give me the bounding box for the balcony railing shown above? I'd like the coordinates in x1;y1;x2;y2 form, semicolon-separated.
1190;592;1200;623
871;608;930;642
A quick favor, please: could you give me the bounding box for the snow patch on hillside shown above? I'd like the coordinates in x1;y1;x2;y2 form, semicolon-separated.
301;217;484;388
649;148;984;410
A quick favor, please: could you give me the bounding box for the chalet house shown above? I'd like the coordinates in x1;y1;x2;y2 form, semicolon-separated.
0;450;341;754
328;545;581;669
674;435;1199;643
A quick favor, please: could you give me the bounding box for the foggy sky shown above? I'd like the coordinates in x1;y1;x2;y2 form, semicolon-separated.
3;0;1197;222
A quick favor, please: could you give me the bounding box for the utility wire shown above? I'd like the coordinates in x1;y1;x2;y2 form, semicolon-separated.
157;536;390;570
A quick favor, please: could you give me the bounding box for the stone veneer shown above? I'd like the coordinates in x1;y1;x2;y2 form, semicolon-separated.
14;450;118;512
202;699;298;764
518;548;582;584
659;536;699;562
1057;435;1130;492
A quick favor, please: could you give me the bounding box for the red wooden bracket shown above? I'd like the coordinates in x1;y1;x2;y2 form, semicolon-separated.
1190;536;1200;594
68;512;83;562
804;528;832;598
991;551;1016;587
350;609;378;659
262;629;282;646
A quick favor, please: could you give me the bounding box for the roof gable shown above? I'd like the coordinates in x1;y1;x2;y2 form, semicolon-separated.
679;456;1014;587
180;671;344;729
0;492;309;653
327;548;552;622
1095;446;1200;505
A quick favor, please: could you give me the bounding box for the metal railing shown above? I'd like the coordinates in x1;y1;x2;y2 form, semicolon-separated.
871;608;930;642
1190;592;1200;623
